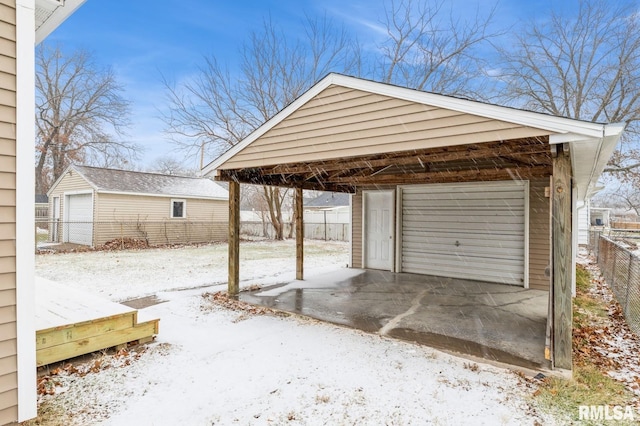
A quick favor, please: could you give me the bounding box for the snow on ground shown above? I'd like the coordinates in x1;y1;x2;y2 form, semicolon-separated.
35;240;551;425
35;240;349;302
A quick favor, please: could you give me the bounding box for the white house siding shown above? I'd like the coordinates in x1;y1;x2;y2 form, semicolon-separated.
222;85;553;169
0;0;18;422
577;204;589;246
93;193;228;246
351;190;362;268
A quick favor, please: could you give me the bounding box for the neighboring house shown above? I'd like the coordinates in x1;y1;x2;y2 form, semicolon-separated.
590;208;611;228
0;1;86;423
304;192;349;212
47;165;229;247
204;73;624;371
577;198;612;246
304;192;350;241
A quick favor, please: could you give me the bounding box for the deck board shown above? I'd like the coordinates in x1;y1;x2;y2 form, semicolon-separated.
35;277;159;366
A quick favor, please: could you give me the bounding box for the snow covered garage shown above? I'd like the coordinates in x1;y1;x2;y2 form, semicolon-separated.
204;74;624;370
47;165;229;247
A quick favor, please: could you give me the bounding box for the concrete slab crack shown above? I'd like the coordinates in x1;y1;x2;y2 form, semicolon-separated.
379;289;428;336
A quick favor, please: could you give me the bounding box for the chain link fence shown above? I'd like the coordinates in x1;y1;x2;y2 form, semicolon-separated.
36;220;228;250
589;230;640;335
36;219;350;251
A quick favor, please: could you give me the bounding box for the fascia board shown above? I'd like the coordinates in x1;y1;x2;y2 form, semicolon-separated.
204;73;618;174
96;189;229;201
572;123;624;201
333;74;607;138
46;164;97;196
202;74;337;176
35;0;86;45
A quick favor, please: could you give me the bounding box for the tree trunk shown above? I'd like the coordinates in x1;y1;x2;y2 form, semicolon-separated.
263;186;284;240
34;137;52;195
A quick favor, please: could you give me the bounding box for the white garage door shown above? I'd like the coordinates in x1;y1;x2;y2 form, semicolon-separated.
65;193;93;246
401;181;527;286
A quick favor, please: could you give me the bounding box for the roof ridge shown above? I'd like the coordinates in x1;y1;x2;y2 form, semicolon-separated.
74;164;206;180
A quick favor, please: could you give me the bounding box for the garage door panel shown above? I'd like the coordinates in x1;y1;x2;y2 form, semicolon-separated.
403;186;524;196
65;193;93;246
403;222;524;234
402;244;524;259
401;181;526;286
403;213;524;225
402;234;525;249
402;256;524;277
406;250;523;262
410;254;522;272
405;267;523;284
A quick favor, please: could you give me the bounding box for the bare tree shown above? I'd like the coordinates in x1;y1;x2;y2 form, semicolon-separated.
498;0;640;183
148;155;196;176
162;15;358;239
594;185;640;220
35;44;139;194
376;0;498;97
162;3;498;238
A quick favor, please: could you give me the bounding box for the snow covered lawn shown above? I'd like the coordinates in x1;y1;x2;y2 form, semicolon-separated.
35;240;350;302
34;240;551;425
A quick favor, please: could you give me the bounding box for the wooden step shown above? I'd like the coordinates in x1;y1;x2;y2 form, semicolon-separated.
36;317;159;366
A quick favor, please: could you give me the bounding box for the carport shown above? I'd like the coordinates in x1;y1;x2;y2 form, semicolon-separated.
203;74;624;371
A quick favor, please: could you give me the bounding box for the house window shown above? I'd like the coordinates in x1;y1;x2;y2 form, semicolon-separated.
171;199;186;218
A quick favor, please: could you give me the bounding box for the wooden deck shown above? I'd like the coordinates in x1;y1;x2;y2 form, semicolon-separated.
35;277;159;366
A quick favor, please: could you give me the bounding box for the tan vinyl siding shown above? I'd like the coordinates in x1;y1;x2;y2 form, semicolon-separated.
0;0;17;421
0;0;18;424
222;86;553;169
529;178;551;291
93;193;228;246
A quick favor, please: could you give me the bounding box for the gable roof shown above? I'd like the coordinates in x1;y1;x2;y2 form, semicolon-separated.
51;165;228;200
203;73;624;201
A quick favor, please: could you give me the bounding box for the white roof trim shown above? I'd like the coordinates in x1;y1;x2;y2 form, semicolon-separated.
203;73;616;175
46;164;97;196
35;0;86;45
96;190;228;201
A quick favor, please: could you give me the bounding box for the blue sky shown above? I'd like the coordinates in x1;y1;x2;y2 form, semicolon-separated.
46;0;580;170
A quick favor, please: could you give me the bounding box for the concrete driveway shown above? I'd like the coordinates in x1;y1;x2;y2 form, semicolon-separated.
241;268;550;370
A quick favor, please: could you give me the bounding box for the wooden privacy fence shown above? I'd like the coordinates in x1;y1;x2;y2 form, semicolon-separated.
611;221;640;230
241;210;350;241
590;231;640;335
240;221;349;241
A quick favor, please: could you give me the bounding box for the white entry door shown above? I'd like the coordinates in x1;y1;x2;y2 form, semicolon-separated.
364;190;394;270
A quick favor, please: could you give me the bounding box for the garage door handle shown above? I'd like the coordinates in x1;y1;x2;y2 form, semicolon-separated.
455;240;461;247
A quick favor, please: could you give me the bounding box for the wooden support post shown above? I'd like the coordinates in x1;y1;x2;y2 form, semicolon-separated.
228;181;240;296
295;187;304;280
552;144;573;370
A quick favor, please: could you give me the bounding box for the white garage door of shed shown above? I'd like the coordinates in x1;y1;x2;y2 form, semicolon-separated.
65;193;93;246
401;181;527;286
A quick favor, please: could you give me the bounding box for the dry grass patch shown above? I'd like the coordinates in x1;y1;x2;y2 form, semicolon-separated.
529;264;638;424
